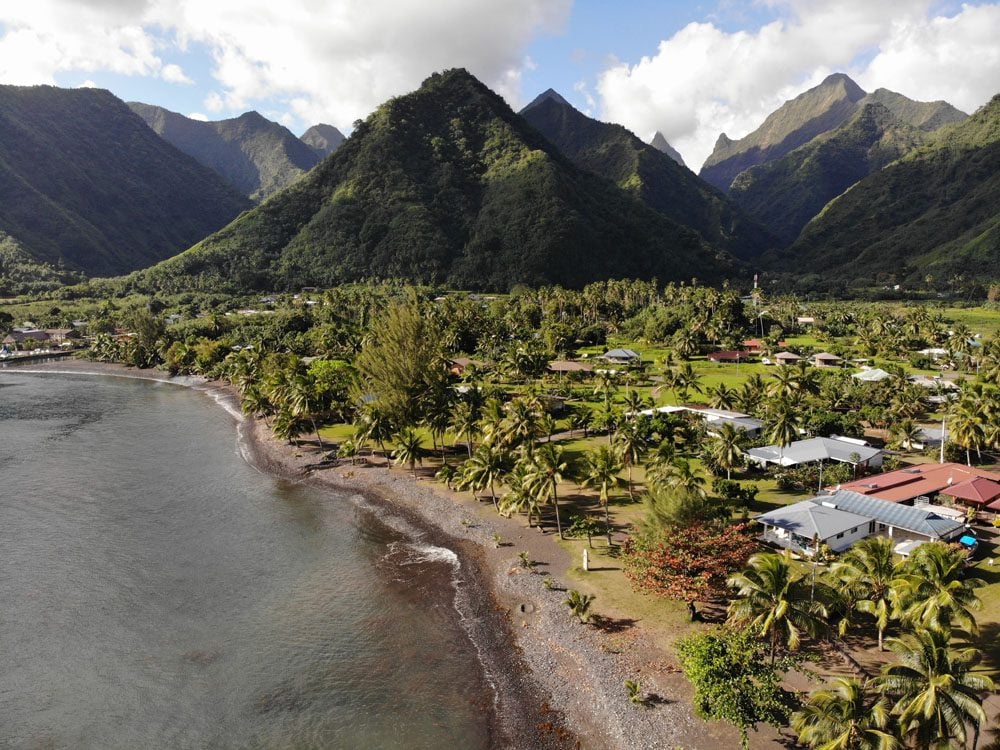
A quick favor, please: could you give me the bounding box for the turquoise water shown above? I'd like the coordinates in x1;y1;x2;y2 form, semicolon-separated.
0;372;492;749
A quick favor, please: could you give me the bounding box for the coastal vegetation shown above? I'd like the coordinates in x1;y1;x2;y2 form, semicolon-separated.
3;277;999;747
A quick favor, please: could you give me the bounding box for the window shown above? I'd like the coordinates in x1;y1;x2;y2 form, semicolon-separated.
851;527;858;534
836;532;845;538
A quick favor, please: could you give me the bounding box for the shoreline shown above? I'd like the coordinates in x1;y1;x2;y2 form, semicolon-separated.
6;359;757;749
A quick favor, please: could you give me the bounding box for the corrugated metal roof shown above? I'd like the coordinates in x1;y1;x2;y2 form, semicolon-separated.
812;490;964;539
756;500;872;540
747;437;881;466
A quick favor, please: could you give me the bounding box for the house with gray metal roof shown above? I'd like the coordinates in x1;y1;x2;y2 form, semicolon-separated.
746;436;883;469
756;489;966;556
756;499;874;554
601;348;640;364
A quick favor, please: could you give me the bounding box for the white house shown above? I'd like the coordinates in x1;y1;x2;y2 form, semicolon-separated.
746;435;883;469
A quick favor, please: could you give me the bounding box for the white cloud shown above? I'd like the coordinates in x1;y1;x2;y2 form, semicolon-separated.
187;111;208;121
78;79;98;88
0;0;570;131
597;1;1000;170
161;62;192;84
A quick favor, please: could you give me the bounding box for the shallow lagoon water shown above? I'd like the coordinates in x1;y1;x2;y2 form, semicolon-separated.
0;372;491;749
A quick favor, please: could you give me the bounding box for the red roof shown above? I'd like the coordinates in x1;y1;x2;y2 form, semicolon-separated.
707;350;746;361
834;463;1000;504
943;477;1000;505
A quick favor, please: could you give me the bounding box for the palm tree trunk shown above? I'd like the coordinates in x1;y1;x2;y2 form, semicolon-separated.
627;464;634;500
604;500;613;545
310;417;324;449
552;487;564;539
489;479;498;512
878;626;884;652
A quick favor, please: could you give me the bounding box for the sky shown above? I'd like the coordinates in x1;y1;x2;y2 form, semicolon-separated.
1;0;999;170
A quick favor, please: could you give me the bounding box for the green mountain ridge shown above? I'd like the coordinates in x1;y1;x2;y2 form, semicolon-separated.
700;73;867;191
520;95;775;260
129;103;322;201
772;94;1000;286
0;85;250;278
700;74;967;193
729;102;925;246
123;69;741;294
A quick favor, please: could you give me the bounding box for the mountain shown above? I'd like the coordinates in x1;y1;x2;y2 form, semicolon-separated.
650;131;686;167
0;85;250;278
858;88;967;132
129;103;321;201
729;103;925;246
301;123;346;157
520;94;774;260
127;69;740;294
700;73;867;191
520;88;570;112
772;95;1000;285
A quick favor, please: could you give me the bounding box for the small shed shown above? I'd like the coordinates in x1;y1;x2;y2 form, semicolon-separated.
811;352;843;368
773;351;801;365
707;350;746;363
602;348;640;364
852;368;892;382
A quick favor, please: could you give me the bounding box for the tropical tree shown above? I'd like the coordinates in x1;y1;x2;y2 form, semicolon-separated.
766;399;799;460
580;445;624;543
677;627;798;750
652;458;707;498
613;420;646;499
877;628;994;749
892;542;983;635
592;370;618;411
707;383;737;410
525;443;570;539
287;372;324;449
498;460;541;527
708;422;745;480
791;677;898;750
462;441;509;511
450;399;480;458
888;418;924;452
391;428;425;477
727;551;828;661
830;536;900;651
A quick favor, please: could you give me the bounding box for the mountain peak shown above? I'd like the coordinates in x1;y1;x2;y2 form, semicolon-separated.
700;73;867;191
649;131;686;167
301;123;345;157
520;88;571;113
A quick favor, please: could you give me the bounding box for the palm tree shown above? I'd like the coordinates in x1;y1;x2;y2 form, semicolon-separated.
287;372;324;449
888;418;924;452
830;536;900;651
621;389;645;419
592;370;618;411
391;428;425;477
877;628;994;749
580;445;624;543
707;383;737;410
766;399;799;461
563;589;594;623
672;362;703;403
655;458;707;498
462;441;509;511
501;397;541;452
709;422;744;480
498;460;541;527
450;399;480;458
949;398;987;466
525;443;570;539
569;406;593;438
613;421;646;500
791;677;898;750
893;542;983;635
727;551;828;661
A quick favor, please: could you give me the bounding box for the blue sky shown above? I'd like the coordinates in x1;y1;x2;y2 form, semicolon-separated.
1;1;998;169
